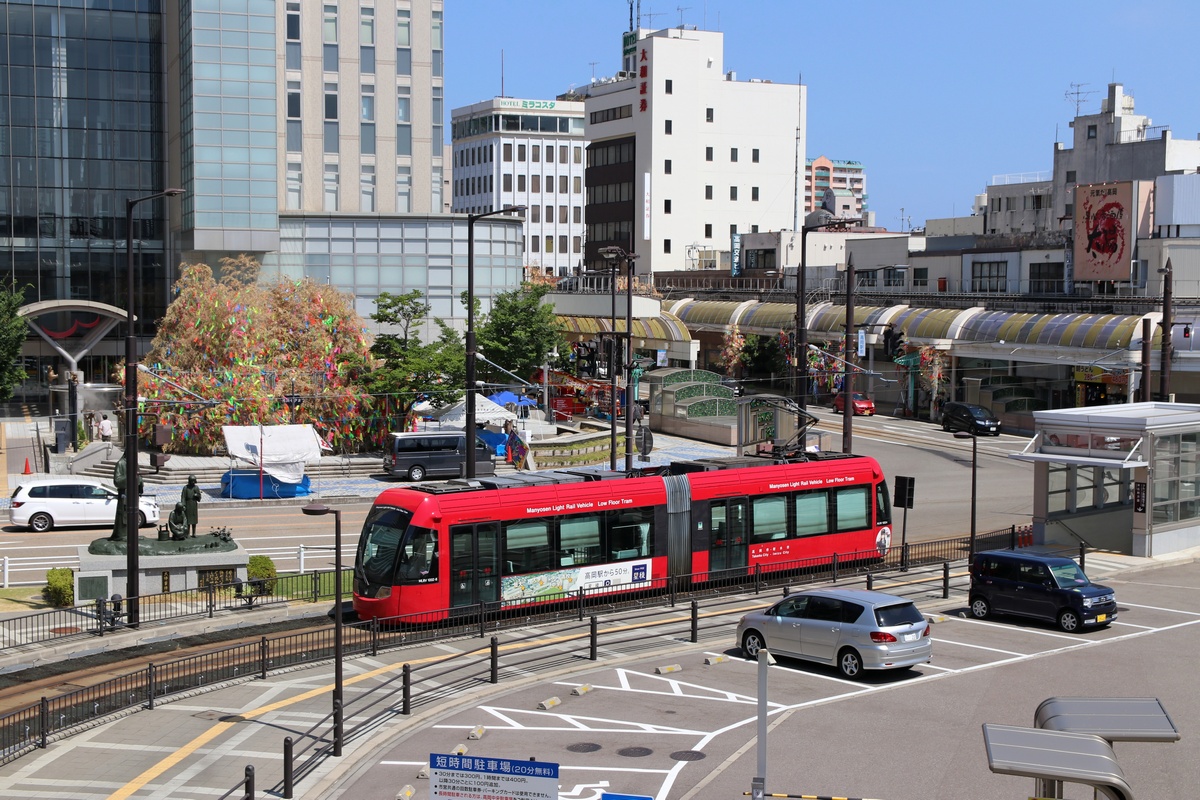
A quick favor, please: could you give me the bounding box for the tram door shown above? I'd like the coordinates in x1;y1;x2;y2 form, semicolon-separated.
709;498;748;571
449;523;500;608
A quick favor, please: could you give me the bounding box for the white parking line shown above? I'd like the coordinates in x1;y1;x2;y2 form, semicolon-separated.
939;615;1080;640
1110;621;1156;630
931;638;1029;657
1120;601;1200;616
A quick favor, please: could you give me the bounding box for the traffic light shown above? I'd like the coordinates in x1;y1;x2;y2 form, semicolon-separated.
1185;325;1192;339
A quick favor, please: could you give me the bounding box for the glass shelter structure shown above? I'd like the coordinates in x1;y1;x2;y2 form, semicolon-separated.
1012;403;1200;557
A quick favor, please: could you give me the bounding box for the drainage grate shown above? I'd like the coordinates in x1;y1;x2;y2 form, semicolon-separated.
567;742;602;753
669;750;706;761
617;746;653;758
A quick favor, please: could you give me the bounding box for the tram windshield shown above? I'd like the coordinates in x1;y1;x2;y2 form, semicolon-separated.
357;506;414;586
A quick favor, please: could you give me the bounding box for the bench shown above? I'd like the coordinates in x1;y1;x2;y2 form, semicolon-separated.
233;578;270;608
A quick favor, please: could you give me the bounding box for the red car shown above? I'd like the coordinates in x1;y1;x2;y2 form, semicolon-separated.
832;392;876;416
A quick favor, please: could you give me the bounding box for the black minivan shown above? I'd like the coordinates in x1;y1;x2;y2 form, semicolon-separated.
969;550;1116;632
383;431;496;481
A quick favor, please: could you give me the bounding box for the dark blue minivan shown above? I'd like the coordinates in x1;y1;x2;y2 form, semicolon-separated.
969;550;1116;632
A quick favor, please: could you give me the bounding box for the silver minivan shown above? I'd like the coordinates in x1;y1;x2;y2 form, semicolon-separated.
383;431;496;482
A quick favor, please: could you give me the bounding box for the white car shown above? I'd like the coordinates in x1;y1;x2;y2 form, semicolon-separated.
8;478;160;533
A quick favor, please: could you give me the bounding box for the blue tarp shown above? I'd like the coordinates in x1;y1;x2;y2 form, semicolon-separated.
221;470;313;499
476;429;508;456
488;390;536;407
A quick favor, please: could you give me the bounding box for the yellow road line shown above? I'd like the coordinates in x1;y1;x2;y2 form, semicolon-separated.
107;602;767;799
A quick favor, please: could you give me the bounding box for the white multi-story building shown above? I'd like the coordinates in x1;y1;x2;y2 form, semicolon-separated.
580;27;804;276
450;98;588;276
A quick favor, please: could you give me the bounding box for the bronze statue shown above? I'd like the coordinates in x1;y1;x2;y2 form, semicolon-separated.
109;453;145;542
181;475;202;537
167;502;189;541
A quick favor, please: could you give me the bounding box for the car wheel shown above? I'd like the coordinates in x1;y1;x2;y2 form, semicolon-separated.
970;596;991;619
408;465;426;482
837;647;863;679
29;512;53;533
1057;609;1081;633
942;419;952;432
741;630;765;659
138;511;148;528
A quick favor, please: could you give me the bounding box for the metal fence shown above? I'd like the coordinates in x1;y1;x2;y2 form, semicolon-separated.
0;525;1038;770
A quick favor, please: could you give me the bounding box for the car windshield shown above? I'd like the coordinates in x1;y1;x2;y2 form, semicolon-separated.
1049;562;1090;587
874;601;924;627
968;407;990;419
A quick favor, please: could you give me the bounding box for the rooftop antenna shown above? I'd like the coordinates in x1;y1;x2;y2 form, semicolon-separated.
641;8;665;27
500;49;505;97
898;208;906;232
589;61;599;83
676;5;690;25
793;71;802;230
628;0;636;31
1065;82;1097;116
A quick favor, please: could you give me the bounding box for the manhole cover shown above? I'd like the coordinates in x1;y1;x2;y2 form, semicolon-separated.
50;627;82;635
617;746;653;758
567;742;602;753
195;711;245;722
670;750;706;761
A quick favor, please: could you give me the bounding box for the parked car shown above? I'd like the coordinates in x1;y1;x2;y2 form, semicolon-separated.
382;431;496;482
8;478;160;533
969;550;1116;632
832;392;876;416
736;588;931;678
941;401;1001;436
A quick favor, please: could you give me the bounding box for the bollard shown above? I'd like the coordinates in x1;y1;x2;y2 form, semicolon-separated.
490;636;499;684
690;600;698;643
298;544;306;574
1009;524;1017;551
95;597;105;636
831;552;839;582
2;554;8;588
577;587;584;621
866;572;873;591
669;577;676;607
148;663;156;710
1079;542;1086;572
283;736;294;798
942;561;950;599
333;698;343;757
243;764;254;800
754;563;762;594
589;616;598;661
402;664;411;714
207;584;216;618
260;636;269;680
40;697;48;749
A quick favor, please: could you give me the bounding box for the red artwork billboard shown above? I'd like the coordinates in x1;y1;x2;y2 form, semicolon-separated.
1074;181;1134;281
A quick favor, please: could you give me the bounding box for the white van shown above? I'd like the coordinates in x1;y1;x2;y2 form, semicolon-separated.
383;431;496;481
9;478;160;532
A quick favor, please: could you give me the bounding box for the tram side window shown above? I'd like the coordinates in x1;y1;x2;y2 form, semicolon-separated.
751;495;788;543
794;491;829;537
834;486;870;532
559;514;602;566
609;507;653;559
504;519;552;574
396;527;437;583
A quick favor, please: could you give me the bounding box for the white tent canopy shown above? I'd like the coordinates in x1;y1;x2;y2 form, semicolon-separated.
433;395;517;426
221;424;325;483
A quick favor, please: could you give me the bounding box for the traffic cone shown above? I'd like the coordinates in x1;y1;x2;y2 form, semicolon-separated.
22;458;32;475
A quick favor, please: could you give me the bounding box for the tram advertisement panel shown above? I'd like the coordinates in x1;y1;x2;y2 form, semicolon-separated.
500;559;651;602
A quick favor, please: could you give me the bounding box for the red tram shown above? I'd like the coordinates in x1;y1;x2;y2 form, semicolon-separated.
353;453;894;622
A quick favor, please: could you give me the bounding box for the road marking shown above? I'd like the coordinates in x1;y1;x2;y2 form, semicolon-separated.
930;638;1029;657
939;615;1080;640
1110;621;1155;630
1120;601;1200;616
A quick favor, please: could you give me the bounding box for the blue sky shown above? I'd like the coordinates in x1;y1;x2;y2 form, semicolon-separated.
446;0;1200;231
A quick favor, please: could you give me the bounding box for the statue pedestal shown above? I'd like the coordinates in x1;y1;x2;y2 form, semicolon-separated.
74;539;250;605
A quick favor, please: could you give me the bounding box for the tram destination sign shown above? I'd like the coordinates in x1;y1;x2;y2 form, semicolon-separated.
429;753;559;800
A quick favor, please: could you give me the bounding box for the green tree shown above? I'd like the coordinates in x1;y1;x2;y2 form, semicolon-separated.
740;333;789;385
367;290;465;419
474;282;567;385
0;283;29;402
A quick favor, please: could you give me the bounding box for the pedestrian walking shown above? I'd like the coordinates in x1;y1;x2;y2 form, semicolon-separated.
98;414;113;442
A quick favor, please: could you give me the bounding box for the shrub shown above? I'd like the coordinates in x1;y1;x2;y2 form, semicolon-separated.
247;555;277;594
45;568;74;607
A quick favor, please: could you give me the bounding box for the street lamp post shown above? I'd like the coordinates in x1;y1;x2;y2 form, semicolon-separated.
842;254;856;454
954;431;978;556
123;188;183;627
1159;258;1173;401
465;206;524;478
301;503;343;757
599;246;639;471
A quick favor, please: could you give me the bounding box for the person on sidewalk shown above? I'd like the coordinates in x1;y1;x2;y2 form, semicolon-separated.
98;414;113;442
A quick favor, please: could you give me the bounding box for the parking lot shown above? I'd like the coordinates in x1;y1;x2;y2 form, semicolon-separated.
332;559;1200;800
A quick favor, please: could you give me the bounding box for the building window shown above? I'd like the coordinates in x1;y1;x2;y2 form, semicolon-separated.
517;174;526;192
503;173;512;192
730;186;737;201
361;85;374;121
546;145;555;163
705;185;712;200
664;159;672;174
396;10;411;75
573;206;581;223
287;120;302;152
1065;203;1074;217
573;236;581;253
664;199;671;214
503;143;513;162
530;205;540;223
532;144;541;163
558;205;567;223
665;79;673;94
705;146;713;162
573;176;581;193
665;119;672;135
751;186;759;201
531;175;541;193
559;235;568;253
1065;170;1076;183
432;166;443;210
706;108;714;123
431;10;444;77
286;2;301;70
324;44;338;72
286;80;301;117
286;162;302;210
324;121;339;153
752;148;760;163
1030;261;1065;294
361;166;376;211
730;224;737;235
323;4;338;41
971;261;1007;293
1087;124;1097;139
531;236;540;253
664;239;672;253
704;223;712;238
361;123;375;155
396;87;411;156
545;235;554;253
518;144;526;161
361;46;375;74
360;7;374;72
325;83;338;119
323;164;339;211
544;204;552;221
730;147;738;162
556;176;565;194
396;166;411;211
559;145;567;162
573;146;582;163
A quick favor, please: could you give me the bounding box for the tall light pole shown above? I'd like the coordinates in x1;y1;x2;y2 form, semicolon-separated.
599;245;639;471
301;503;343;757
954;431;978;556
465;206;524;478
1159;258;1173;401
842;254;856;454
752;647;776;800
794;211;861;412
124;188;183;627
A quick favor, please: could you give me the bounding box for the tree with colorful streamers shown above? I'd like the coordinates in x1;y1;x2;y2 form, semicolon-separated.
139;256;376;455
